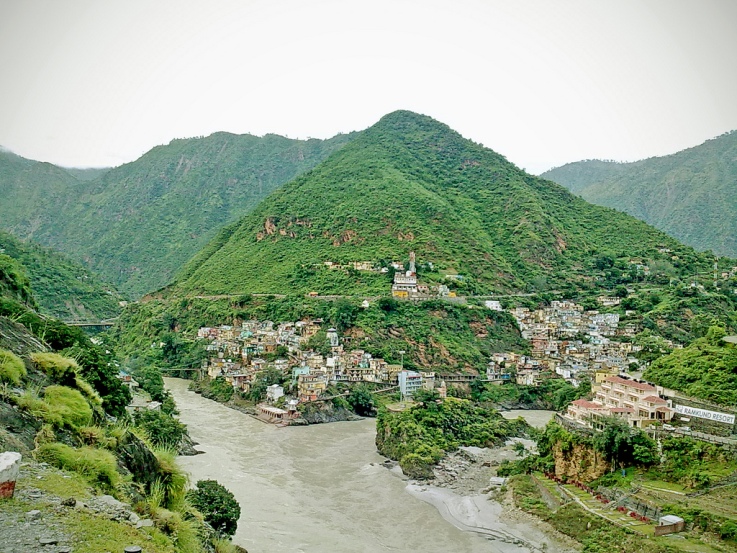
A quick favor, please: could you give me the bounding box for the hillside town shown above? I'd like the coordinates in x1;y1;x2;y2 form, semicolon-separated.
192;288;737;440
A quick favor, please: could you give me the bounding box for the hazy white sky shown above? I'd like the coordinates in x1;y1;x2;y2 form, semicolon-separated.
1;0;736;174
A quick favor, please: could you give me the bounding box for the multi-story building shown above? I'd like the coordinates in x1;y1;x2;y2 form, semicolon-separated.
564;375;674;429
398;370;424;398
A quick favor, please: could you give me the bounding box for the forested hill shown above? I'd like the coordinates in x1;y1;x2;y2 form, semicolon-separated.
173;110;713;297
0;132;356;298
0;148;84;238
0;230;122;321
541;131;737;258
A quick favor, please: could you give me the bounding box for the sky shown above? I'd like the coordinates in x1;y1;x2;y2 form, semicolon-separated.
1;0;736;174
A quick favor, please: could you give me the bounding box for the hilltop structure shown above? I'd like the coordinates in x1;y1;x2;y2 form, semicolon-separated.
391;252;418;298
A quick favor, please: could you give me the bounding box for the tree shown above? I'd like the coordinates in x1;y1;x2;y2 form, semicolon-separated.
330;299;359;332
592;416;657;468
347;385;375;416
63;344;131;417
187;479;241;537
134;409;186;448
131;363;167;402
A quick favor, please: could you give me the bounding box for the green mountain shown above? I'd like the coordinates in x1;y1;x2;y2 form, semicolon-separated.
643;327;737;406
0;132;356;298
174;110;714;297
541;131;737;258
0;230;122;321
0;148;84;238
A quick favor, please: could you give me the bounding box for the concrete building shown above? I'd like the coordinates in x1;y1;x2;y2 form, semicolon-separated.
266;384;285;403
564;375;674;429
398;370;424;398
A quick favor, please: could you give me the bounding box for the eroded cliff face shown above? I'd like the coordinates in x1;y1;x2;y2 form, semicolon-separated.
553;441;609;482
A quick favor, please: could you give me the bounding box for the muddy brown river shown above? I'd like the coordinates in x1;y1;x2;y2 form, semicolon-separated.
166;378;570;553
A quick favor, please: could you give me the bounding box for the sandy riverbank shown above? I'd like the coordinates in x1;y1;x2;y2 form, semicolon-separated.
407;484;562;552
396;438;578;553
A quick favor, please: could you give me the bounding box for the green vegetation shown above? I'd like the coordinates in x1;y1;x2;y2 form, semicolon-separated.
36;442;121;491
376;395;527;478
509;475;680;553
650;436;736;489
187;480;241;537
134;409;187;449
470;378;590;410
346;384;376;416
112;295;527;374
173;111;714;299
39;385;94;429
0;133;356;298
30;351;81;384
644;326;737;405
0;347;26;384
543;130;737;258
499;420;659;479
0;230;122;320
591;416;659;468
0;254;239;553
0;253;35;307
203;375;236;402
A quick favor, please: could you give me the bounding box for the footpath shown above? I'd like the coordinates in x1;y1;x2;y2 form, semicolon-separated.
532;473;654;536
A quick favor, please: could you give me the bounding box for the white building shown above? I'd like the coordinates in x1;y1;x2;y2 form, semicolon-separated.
398;370;424;398
266;384;285;403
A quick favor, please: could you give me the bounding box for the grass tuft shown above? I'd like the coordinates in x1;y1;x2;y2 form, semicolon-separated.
35;443;123;492
0;348;26;384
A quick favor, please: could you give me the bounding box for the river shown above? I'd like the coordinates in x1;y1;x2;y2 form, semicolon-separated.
166;378;570;553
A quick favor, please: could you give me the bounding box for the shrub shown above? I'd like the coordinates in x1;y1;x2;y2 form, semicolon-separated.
36;443;121;491
0;348;26;385
78;426;118;449
187;480;241;537
720;520;737;541
42;385;93;429
16;389;60;426
135;409;187;449
152;448;189;510
30;352;79;386
74;376;103;407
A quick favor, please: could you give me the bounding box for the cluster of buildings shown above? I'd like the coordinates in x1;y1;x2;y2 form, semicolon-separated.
198;322;441;406
391;251;455;299
504;300;646;388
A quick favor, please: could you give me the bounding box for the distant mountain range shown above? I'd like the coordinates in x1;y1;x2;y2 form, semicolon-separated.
542;131;737;258
172;110;712;297
0;132;355;298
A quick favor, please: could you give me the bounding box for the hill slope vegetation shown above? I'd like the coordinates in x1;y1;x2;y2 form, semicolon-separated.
0;230;121;321
541;131;737;258
174;110;714;297
0;132;356;298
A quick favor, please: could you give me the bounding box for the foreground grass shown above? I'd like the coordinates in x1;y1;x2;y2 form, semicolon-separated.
10;463;185;553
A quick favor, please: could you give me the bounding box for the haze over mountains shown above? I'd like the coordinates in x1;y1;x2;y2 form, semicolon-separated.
173;111;711;297
542;131;737;258
0;132;355;298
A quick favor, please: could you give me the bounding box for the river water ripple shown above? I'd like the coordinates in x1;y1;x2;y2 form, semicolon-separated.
166;378;569;553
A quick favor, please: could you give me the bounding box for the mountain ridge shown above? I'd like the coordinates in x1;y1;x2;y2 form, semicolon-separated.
173;110;713;297
0;130;357;298
542;131;737;257
0;230;122;321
